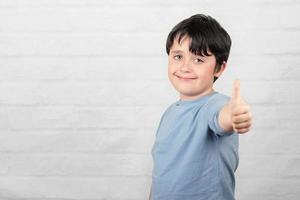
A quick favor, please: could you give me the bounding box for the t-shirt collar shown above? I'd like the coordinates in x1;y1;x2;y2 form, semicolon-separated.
175;91;217;107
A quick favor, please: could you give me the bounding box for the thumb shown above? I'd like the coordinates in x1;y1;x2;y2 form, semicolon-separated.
231;79;241;104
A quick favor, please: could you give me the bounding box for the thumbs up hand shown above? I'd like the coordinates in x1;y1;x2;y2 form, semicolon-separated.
229;79;252;134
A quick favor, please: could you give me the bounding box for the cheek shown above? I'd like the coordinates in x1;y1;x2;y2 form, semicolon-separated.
167;65;174;78
197;64;215;75
195;67;209;76
168;63;176;74
168;69;176;83
193;68;215;83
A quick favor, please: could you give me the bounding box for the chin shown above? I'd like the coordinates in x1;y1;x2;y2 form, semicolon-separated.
176;88;199;96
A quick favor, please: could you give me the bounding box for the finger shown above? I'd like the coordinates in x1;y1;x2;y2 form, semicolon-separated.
232;105;251;116
231;79;241;104
236;128;250;134
233;121;251;129
232;112;252;123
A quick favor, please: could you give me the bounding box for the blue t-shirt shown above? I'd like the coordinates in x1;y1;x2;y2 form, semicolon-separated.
151;91;239;200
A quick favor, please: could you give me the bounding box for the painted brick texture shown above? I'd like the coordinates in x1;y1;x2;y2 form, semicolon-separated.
0;0;299;199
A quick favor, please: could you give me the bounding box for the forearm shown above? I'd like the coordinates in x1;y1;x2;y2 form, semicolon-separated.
218;103;234;132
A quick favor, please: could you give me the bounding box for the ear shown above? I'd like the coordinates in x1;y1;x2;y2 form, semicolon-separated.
214;61;227;78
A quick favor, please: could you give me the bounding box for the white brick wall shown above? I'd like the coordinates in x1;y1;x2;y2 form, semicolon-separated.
0;0;299;199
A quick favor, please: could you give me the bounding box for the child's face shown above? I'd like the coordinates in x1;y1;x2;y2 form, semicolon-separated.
168;35;224;100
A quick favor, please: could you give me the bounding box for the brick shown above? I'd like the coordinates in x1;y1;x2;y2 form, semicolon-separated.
0;82;174;106
221;55;299;81
0;129;155;154
0;106;166;129
230;30;300;55
0;33;165;56
250;105;300;131
239;130;300;155
236;155;300;178
0;0;299;7
0;0;299;199
215;80;300;104
0;57;167;82
0;153;152;176
0;176;150;199
236;179;300;200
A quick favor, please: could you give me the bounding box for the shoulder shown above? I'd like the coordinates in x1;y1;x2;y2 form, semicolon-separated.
159;102;176;120
206;92;230;106
211;92;230;102
203;92;230;113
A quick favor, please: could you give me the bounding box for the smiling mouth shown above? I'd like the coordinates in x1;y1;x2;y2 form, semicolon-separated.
175;75;197;80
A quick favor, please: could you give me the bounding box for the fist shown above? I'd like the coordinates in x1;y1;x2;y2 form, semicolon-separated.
229;79;252;134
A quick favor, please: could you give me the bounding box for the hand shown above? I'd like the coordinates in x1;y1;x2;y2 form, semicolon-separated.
229;79;252;134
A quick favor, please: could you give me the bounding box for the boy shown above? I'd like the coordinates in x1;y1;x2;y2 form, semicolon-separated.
150;14;252;200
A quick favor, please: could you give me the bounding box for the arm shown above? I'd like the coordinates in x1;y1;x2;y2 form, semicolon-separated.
218;80;252;134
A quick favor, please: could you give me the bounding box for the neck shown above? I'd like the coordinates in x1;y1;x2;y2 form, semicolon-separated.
180;88;215;101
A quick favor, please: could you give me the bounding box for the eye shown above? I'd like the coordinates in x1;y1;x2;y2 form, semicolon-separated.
173;55;182;60
194;58;204;63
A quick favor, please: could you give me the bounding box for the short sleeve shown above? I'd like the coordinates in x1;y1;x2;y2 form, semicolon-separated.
207;94;236;137
155;114;165;137
154;105;171;137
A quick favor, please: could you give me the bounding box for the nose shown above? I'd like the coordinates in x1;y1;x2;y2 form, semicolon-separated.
179;59;192;72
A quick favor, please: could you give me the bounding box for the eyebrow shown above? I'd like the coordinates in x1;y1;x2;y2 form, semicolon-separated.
170;50;207;58
170;50;183;54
